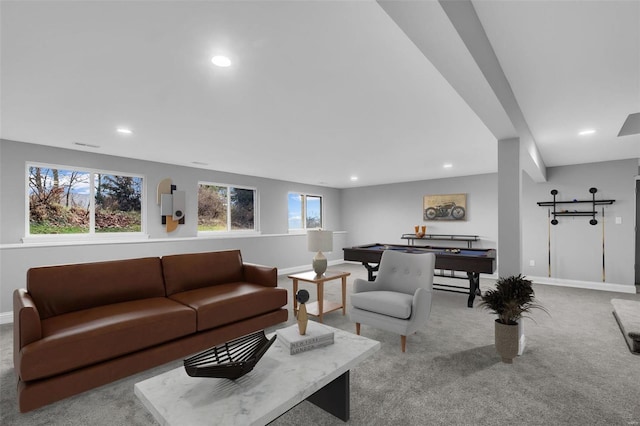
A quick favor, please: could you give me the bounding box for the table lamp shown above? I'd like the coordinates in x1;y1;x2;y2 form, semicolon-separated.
307;230;333;276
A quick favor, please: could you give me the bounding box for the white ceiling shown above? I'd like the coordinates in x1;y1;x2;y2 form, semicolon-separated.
1;0;638;189
473;0;640;168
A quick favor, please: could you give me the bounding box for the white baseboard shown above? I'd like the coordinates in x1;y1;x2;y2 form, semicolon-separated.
529;276;636;294
0;311;12;325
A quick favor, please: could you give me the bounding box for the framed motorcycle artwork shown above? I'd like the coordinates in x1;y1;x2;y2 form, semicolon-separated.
423;193;467;221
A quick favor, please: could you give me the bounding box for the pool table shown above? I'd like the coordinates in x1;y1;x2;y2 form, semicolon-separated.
343;243;497;307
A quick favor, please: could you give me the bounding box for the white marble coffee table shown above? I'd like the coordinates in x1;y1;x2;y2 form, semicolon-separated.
134;325;380;425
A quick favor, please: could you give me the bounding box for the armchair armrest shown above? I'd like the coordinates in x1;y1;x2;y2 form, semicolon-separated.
353;277;385;293
408;288;433;333
243;263;277;287
13;289;42;377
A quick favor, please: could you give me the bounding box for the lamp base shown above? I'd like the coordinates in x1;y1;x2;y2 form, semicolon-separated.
312;251;327;276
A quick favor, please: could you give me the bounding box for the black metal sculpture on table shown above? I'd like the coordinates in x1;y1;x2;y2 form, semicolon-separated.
183;330;275;380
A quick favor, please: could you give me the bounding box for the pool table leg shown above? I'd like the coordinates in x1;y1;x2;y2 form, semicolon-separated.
466;272;481;308
362;263;380;281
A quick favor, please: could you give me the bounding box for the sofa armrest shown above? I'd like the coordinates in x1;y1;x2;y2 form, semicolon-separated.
243;263;277;287
14;289;42;377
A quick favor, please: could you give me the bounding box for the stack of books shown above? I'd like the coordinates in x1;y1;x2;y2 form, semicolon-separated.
276;322;335;355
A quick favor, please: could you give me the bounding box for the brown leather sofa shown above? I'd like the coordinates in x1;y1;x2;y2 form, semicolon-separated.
13;249;288;412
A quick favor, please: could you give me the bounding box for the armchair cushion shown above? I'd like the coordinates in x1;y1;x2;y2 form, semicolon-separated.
350;291;413;319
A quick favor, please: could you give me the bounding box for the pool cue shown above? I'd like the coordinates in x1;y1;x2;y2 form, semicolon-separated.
548;208;551;277
602;206;605;282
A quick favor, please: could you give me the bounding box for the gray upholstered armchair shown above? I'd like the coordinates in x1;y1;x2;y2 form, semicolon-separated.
350;250;435;352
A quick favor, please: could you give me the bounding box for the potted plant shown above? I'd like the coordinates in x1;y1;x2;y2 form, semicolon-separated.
479;274;547;363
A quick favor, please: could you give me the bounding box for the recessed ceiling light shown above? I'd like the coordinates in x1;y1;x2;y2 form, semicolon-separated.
350;176;358;181
443;163;453;168
117;128;133;135
578;129;596;136
211;55;231;67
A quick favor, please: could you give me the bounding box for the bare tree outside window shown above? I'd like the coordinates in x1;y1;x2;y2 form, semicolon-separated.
198;185;228;231
29;167;90;234
198;183;255;232
27;165;143;235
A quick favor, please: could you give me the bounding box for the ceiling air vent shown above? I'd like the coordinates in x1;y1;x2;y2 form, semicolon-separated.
73;142;100;148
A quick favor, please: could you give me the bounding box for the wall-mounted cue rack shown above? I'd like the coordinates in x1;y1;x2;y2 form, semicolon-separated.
537;187;615;282
536;187;615;225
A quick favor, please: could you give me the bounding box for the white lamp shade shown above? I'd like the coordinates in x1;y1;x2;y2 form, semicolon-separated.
307;230;333;252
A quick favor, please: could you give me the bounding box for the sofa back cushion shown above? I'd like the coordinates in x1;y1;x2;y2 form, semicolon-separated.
27;257;165;320
162;250;244;296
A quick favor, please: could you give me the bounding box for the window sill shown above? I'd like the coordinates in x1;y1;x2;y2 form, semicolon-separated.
1;231;346;249
197;230;261;238
21;233;150;246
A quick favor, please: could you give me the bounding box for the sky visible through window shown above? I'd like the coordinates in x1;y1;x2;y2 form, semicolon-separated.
28;168;91;206
288;193;321;230
306;196;321;228
288;193;302;229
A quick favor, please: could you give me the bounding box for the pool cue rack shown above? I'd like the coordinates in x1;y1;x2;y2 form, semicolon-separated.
536;188;615;225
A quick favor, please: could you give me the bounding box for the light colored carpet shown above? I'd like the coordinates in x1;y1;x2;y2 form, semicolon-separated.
2;263;639;425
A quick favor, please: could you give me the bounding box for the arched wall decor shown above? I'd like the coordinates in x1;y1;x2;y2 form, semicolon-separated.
157;178;185;232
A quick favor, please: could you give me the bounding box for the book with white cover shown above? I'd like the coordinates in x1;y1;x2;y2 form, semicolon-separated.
289;339;334;355
276;322;334;351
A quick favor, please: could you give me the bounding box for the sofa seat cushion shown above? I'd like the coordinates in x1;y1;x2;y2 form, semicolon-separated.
351;291;413;319
19;298;196;382
169;282;287;331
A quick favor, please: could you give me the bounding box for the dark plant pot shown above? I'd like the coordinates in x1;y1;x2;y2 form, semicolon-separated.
495;319;519;363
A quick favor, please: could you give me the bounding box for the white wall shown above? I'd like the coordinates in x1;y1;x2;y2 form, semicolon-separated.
341;159;637;290
341;173;498;250
1;139;637;318
521;159;637;286
0;139;343;241
0;139;346;314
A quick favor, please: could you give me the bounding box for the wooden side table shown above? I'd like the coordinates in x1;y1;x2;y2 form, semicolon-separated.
288;270;350;323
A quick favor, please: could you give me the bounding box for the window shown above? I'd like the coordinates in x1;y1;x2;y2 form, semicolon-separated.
198;183;256;232
27;164;144;236
288;193;323;230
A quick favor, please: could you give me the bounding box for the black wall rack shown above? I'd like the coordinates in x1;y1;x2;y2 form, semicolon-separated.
536;188;615;225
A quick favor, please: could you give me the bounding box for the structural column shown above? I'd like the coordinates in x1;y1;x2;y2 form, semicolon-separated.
497;137;522;277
